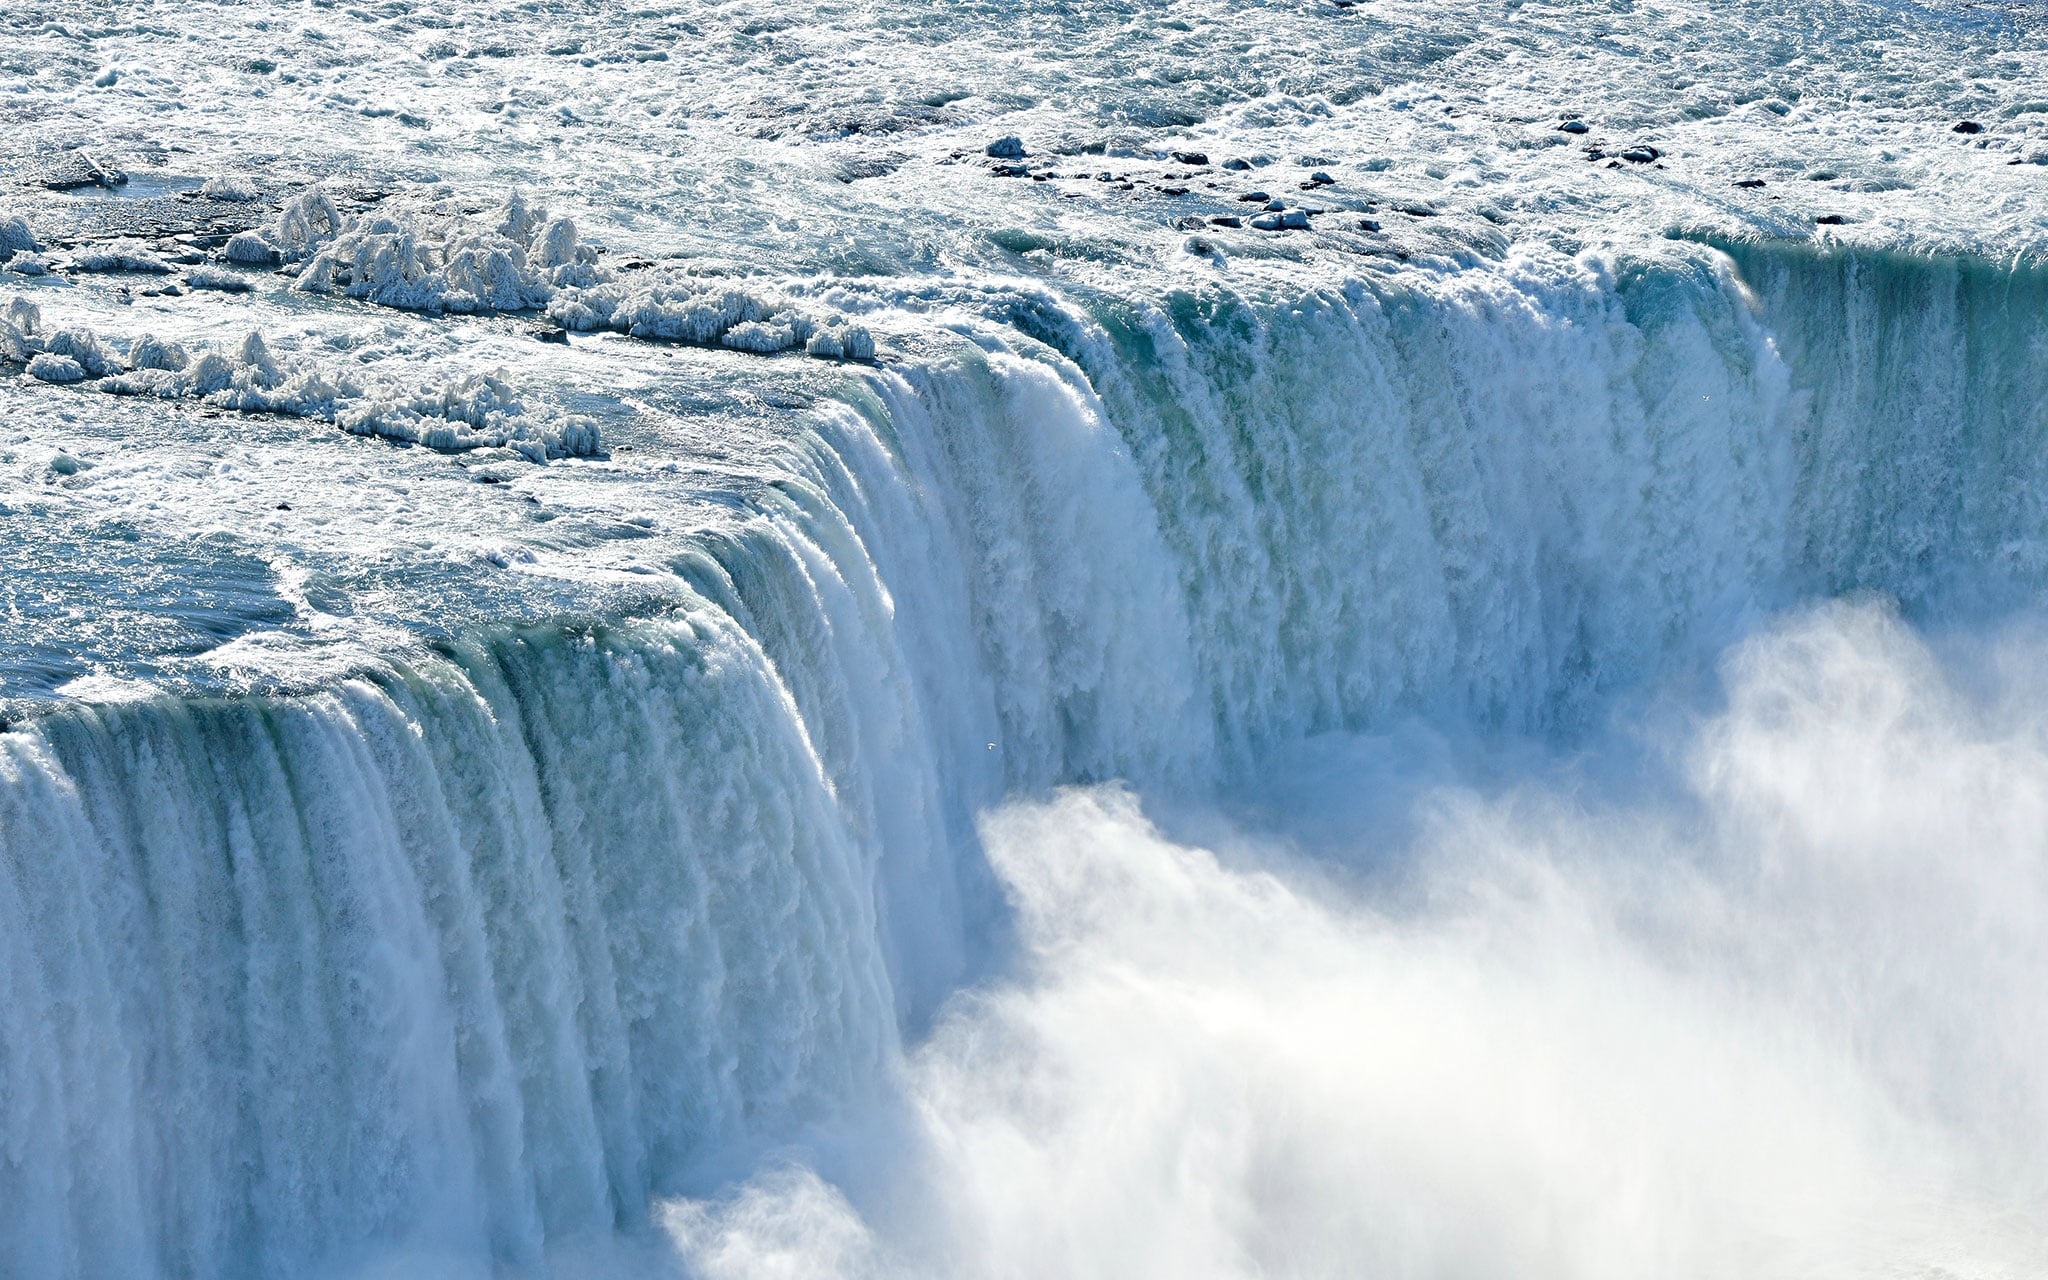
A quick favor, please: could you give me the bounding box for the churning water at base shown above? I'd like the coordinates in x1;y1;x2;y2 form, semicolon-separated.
669;602;2048;1280
5;242;2048;1276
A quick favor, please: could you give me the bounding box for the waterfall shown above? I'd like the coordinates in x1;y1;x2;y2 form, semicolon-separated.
4;240;2046;1276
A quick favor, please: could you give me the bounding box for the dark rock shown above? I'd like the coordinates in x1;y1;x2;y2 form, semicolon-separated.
1619;145;1660;164
1222;158;1253;171
1308;170;1336;185
991;164;1030;177
1805;171;1837;181
1174;215;1208;230
1157;185;1190;195
1209;215;1243;228
1238;191;1271;202
274;502;292;510
1584;148;1606;161
1734;178;1767;188
1171;151;1210;166
985;135;1027;158
1558;120;1590;135
1358;218;1382;231
1953;120;1984;134
1815;214;1848;225
535;329;570;344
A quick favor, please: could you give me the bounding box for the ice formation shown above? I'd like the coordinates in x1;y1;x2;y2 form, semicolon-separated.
183;263;253;292
207;186;880;359
3;302;599;462
199;175;263;202
0;214;36;256
71;241;172;274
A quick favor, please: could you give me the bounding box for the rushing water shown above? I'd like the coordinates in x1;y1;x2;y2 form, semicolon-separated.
4;0;2048;1274
5;238;2047;1277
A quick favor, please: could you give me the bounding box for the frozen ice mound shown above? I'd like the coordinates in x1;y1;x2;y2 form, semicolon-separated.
243;188;583;315
235;187;344;264
72;241;172;274
2;305;600;462
199;175;264;202
198;183;881;359
331;370;591;463
185;264;253;292
26;352;87;384
0;215;37;256
805;320;877;362
126;333;190;372
548;278;876;361
295;212;556;313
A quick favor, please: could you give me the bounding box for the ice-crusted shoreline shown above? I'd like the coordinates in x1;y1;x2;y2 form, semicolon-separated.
0;297;601;462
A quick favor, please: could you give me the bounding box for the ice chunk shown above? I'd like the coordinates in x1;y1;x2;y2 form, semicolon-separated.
251;187;344;263
43;329;119;378
0;215;37;255
0;298;41;363
722;316;810;353
532;217;580;269
73;242;173;274
803;320;876;362
187;352;235;394
200;175;264;202
224;231;282;265
127;334;190;372
26;353;87;383
296;209;553;314
186;264;254;292
98;367;188;398
5;305;595;461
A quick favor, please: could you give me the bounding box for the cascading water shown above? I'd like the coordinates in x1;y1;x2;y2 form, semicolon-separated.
4;231;2047;1277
